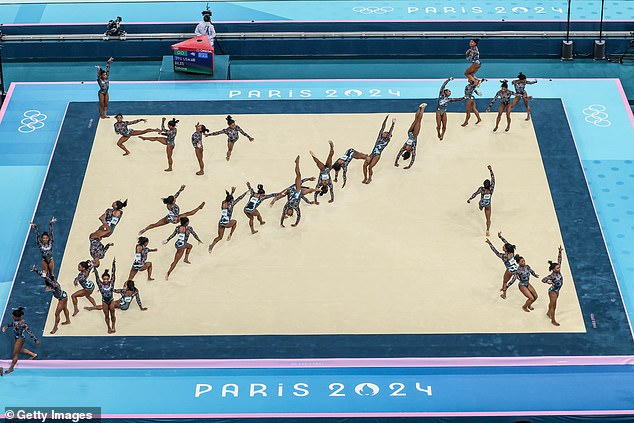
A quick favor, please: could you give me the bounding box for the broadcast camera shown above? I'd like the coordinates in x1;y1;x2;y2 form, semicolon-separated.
105;16;126;37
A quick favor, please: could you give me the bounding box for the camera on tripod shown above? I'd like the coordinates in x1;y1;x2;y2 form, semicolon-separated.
105;16;125;37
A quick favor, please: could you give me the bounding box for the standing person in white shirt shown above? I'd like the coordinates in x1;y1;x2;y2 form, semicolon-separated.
195;10;216;47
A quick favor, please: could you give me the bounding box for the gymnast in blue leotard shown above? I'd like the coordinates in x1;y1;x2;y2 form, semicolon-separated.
542;246;564;326
507;255;539;312
71;260;97;317
30;216;56;277
139;185;205;235
95;57;113;119
192;122;211;175
140;117;179;171
467;165;495;236
1;307;40;375
114;280;147;311
164;217;202;280
511;72;538;121
31;265;70;334
243;182;279;234
332;147;369;188
270;156;319;227
113;114;158;156
208;187;248;254
464;39;481;84
363;115;396;184
485;232;518;300
85;259;118;333
435;78;465;141
395;103;426;170
90;199;127;241
208;115;255;161
310;140;335;204
486;80;517;132
461;79;485;126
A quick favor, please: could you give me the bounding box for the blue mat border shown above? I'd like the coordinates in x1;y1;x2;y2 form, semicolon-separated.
3;98;633;359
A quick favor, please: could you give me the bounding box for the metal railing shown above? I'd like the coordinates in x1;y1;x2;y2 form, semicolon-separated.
1;30;632;42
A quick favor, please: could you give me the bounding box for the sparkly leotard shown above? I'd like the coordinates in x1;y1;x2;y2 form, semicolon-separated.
114;287;143;311
166;225;202;249
210;125;251;143
488;89;517;108
6;320;38;342
97;62;111;95
542;250;564;293
75;269;94;290
468;168;495;207
161;121;177;147
114;119;142;137
508;264;538;287
33;222;54;263
132;246;149;270
93;263;115;305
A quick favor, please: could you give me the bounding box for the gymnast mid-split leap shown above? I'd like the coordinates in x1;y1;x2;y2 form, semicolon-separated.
138;185;205;235
394;103;426;169
270;156;319;227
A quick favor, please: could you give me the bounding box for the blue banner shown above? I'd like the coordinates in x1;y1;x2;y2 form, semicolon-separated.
1;366;633;415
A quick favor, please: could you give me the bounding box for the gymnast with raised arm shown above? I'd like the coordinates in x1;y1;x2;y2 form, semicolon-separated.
270;156;319;227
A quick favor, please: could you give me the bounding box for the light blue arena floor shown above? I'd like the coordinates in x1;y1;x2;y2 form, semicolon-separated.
0;78;633;417
1;0;632;24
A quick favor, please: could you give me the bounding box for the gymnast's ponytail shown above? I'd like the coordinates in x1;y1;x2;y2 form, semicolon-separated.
226;115;235;125
168;118;179;127
12;307;25;318
114;199;128;209
548;260;558;271
257;184;265;194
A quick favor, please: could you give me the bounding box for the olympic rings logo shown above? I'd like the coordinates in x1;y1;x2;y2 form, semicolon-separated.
352;6;394;14
582;104;611;128
18;110;48;133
